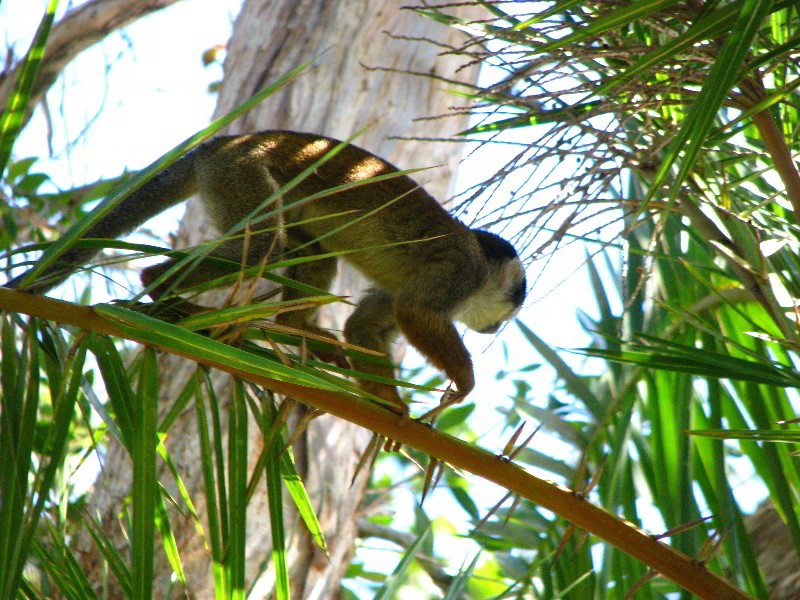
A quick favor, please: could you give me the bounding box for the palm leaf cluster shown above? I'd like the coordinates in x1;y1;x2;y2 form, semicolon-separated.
394;0;800;597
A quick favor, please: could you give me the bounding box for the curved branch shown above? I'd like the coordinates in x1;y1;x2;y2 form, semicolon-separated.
0;287;753;600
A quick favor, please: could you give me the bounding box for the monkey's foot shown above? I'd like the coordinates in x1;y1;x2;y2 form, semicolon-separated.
359;382;408;418
112;298;209;322
310;346;350;369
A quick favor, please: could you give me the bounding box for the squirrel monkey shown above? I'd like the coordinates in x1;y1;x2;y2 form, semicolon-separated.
8;131;527;410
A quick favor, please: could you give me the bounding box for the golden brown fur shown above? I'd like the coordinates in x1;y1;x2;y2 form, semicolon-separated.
9;132;526;410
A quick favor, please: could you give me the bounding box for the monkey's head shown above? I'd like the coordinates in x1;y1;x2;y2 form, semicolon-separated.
454;230;527;335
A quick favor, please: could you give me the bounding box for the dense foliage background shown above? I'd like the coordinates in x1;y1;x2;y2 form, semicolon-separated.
3;0;800;598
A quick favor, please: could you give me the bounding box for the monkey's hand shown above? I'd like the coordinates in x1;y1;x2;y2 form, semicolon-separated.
395;303;476;399
448;361;475;400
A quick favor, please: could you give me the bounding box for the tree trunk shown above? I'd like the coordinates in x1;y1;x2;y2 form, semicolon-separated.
746;501;800;599
77;1;480;598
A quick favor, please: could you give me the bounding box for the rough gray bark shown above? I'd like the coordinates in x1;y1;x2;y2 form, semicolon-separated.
76;1;481;598
746;501;800;599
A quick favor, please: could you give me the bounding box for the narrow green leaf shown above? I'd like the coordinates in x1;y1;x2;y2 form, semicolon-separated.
0;317;35;600
531;0;682;58
374;527;431;600
588;1;739;101
83;513;133;596
442;551;481;600
643;0;776;210
514;448;576;480
461;101;607;135
228;380;248;600
155;487;186;586
690;428;800;442
436;403;475;431
7;156;38;180
447;475;480;521
13;333;85;600
512;0;589;29
194;375;228;598
264;401;289;600
177;296;338;331
282;449;327;555
31;531;101;600
157;373;198;433
94;303;342;390
204;373;229;552
517;320;604;418
0;0;58;173
132;348;159;600
578;342;798;386
89;334;135;449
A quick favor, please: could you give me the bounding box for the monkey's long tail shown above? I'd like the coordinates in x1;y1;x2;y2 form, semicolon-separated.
7;150;200;294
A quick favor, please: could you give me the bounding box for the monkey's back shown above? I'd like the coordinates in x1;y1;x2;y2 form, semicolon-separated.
196;132;489;306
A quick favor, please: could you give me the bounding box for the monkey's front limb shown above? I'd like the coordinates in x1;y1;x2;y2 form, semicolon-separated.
344;290;408;414
276;252;347;366
393;302;475;399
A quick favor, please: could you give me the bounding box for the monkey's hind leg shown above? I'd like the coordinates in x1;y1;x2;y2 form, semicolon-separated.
274;245;342;363
139;154;287;302
343;289;406;414
139;236;275;301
